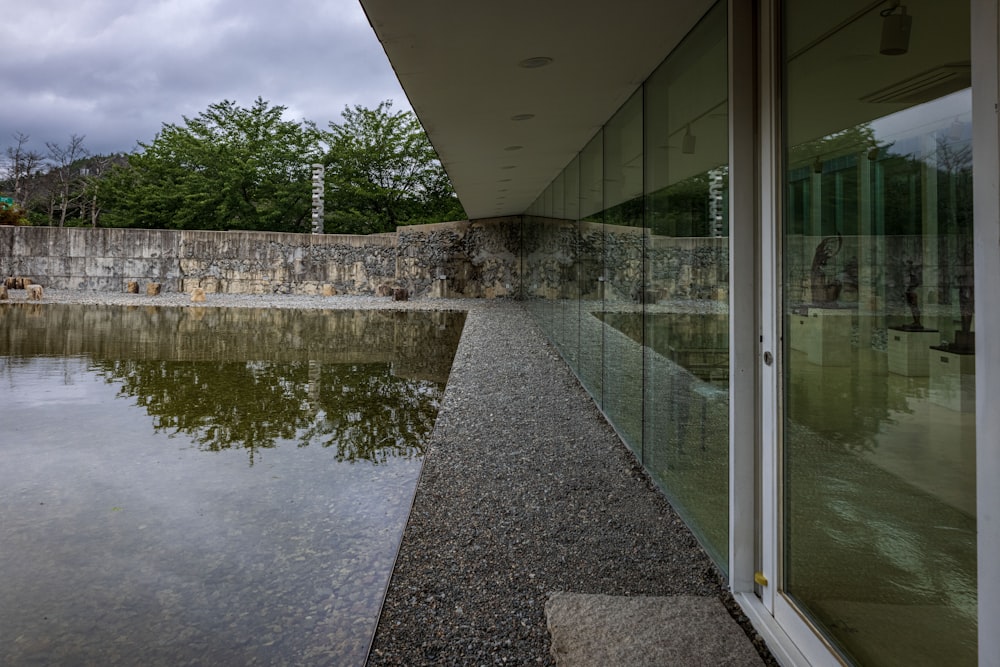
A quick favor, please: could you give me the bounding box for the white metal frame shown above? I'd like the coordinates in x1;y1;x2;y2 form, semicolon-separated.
728;1;825;664
727;0;759;598
972;1;1000;665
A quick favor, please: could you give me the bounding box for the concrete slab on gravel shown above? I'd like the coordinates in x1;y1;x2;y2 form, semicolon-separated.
545;592;763;666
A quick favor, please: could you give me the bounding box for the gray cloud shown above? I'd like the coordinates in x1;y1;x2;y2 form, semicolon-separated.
0;0;406;157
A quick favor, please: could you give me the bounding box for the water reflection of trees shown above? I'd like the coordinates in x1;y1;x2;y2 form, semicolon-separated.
1;304;465;466
94;358;443;466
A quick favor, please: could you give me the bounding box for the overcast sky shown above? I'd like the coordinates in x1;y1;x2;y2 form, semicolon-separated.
0;0;408;158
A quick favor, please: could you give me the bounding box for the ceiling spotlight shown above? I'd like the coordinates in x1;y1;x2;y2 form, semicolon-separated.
518;56;553;69
880;1;912;56
682;126;696;154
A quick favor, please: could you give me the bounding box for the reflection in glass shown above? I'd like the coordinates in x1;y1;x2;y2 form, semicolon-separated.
643;1;729;567
783;1;976;663
522;1;729;570
602;89;645;452
577;132;606;406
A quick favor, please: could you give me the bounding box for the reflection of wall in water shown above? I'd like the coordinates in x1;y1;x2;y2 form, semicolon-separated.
0;304;465;385
600;312;729;386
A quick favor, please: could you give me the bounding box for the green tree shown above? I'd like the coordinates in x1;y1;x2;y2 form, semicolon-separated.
98;98;322;231
324;101;464;234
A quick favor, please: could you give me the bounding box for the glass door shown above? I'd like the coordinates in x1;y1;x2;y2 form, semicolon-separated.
779;1;977;664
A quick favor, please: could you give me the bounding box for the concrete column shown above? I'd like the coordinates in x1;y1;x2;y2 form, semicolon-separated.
311;164;325;234
857;152;875;347
921;135;939;318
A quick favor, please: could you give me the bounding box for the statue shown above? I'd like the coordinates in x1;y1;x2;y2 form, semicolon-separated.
901;260;923;330
810;232;843;305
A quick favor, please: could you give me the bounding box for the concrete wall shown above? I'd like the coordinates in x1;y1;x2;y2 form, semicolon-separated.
0;227;183;292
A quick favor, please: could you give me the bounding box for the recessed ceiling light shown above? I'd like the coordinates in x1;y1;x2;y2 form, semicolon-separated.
504;145;523;151
501;165;517;170
519;56;553;69
498;178;512;182
510;113;535;121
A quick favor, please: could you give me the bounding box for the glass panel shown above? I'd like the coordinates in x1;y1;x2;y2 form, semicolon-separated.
551;170;565;220
641;1;729;567
523;169;579;370
562;157;582;373
602;90;645;452
578;131;605;407
782;1;976;664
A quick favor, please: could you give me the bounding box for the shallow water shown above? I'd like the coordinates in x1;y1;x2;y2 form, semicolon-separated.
0;303;464;666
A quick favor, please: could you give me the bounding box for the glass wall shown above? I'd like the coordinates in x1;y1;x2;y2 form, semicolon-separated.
525;1;729;568
577;132;606;407
782;1;976;664
642;2;729;566
602;90;644;452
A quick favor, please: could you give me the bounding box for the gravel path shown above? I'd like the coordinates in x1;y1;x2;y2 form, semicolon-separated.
367;304;773;665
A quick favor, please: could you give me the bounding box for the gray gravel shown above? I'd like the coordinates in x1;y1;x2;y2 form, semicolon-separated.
366;304;775;665
10;289;774;665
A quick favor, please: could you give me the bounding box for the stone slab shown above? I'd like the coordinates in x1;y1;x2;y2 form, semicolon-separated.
545;592;762;666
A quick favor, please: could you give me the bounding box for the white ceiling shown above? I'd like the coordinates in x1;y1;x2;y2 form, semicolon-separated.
359;0;715;220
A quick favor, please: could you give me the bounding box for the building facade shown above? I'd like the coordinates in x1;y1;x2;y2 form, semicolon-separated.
360;1;999;664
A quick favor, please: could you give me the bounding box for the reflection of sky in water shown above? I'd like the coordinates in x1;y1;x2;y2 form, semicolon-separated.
0;356;99;407
0;308;460;666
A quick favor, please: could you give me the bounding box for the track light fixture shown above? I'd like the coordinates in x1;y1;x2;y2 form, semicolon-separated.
880;0;912;56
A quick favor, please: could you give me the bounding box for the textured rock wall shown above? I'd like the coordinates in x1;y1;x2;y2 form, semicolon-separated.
0;226;399;295
2;220;763;303
176;230;398;295
396;218;522;298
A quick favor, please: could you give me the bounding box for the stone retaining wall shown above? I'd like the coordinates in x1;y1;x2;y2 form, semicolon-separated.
2;219;742;301
0;226;413;296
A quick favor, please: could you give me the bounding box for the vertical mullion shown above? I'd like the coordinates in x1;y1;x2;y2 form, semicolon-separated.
972;0;1000;664
728;0;759;595
757;0;782;615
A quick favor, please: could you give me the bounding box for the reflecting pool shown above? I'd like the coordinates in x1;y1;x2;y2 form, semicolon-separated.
0;304;464;666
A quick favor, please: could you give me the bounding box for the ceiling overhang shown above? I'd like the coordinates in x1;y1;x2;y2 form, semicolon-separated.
359;0;713;219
